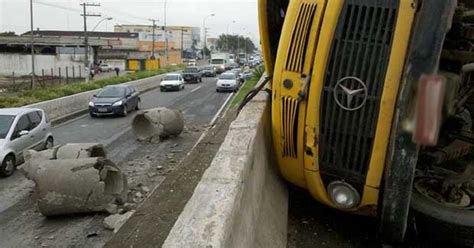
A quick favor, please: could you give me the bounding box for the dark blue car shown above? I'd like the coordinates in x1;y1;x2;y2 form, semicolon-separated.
89;85;141;117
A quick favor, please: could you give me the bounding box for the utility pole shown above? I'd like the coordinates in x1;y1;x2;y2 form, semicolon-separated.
202;13;214;63
80;2;101;83
164;0;168;65
181;27;184;60
149;19;158;59
30;0;35;90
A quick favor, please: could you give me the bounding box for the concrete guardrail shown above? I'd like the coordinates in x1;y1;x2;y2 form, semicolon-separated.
25;73;168;123
162;91;288;248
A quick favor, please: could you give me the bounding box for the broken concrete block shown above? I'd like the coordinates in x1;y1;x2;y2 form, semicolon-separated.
132;107;184;141
29;157;127;216
104;211;135;233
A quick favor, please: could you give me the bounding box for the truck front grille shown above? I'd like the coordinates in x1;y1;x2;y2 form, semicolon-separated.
285;2;318;73
319;0;399;187
282;96;299;158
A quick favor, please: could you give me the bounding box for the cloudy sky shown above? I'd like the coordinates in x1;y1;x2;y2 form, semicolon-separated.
0;0;259;42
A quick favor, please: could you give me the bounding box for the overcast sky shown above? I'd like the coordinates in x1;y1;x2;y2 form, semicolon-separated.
0;0;259;42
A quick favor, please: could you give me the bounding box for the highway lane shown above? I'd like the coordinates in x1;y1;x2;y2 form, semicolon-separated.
0;76;233;248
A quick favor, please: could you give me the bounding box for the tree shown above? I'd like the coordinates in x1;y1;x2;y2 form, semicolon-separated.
216;34;256;54
0;32;17;37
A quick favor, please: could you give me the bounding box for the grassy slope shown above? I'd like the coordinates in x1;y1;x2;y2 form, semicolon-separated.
0;65;185;108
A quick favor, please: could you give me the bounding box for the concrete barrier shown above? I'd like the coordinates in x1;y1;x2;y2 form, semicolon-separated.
162;91;288;248
25;73;169;123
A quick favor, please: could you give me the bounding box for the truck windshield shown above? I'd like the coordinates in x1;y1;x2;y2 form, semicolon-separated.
211;59;224;64
0;115;15;139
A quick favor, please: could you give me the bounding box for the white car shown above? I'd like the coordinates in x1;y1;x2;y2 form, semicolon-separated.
160;74;185;92
216;73;239;93
99;64;112;72
0;108;54;177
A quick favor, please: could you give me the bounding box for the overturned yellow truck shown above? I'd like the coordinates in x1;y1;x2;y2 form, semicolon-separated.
259;0;473;245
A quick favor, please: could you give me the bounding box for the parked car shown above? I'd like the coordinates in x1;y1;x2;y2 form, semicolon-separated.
99;64;112;72
182;66;202;83
89;85;141;117
201;65;217;77
0;108;54;177
160;73;185;91
216;72;239;93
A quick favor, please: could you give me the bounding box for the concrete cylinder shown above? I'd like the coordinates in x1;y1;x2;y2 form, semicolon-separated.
132;107;184;140
34;157;127;216
22;143;106;180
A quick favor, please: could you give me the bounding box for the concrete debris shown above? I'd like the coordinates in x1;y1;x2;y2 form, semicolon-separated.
135;192;144;198
156;166;163;170
103;211;135;233
147;172;157;178
123;203;136;212
22;143;106;180
22;144;127;217
141;186;150;194
132;107;184;141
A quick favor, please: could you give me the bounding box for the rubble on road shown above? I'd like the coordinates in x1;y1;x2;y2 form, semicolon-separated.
103;211;135;233
22;144;127;216
132;107;184;141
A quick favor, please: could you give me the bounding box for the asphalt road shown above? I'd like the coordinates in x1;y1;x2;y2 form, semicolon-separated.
0;76;233;248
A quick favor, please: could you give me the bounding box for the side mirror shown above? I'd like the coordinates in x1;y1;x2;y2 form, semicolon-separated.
93;94;97;97
19;130;29;137
126;93;132;98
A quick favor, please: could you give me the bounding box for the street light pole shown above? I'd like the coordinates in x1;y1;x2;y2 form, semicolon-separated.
92;17;112;32
30;0;35;90
202;13;215;63
148;19;158;59
226;20;235;52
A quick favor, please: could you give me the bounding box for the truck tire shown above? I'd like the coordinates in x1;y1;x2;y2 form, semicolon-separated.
411;190;474;246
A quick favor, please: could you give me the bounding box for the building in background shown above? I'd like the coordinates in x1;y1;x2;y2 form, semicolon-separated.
114;25;200;51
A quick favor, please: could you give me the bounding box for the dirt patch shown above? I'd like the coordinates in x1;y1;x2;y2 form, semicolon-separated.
105;108;237;247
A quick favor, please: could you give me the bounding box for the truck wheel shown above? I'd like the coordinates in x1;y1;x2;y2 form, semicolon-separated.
0;155;16;177
411;183;474;246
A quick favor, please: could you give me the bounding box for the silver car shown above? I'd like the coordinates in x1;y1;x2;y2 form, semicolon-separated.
0;108;54;177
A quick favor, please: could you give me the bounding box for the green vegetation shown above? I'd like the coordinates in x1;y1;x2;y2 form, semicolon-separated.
0;65;185;108
230;66;265;108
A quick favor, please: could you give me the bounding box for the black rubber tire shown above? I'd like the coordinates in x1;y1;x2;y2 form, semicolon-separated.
216;89;220;93
122;105;128;117
44;136;54;150
160;88;165;92
411;190;474;246
89;112;97;118
0;155;16;177
136;99;141;110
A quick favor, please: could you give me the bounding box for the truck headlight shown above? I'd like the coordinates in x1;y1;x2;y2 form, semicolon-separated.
112;101;123;106
89;101;95;107
327;181;360;209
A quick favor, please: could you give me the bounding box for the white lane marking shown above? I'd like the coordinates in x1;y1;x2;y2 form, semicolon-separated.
210;93;233;126
187;92;234;156
190;86;202;93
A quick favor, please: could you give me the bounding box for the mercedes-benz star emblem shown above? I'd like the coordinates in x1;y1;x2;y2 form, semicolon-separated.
333;76;368;111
